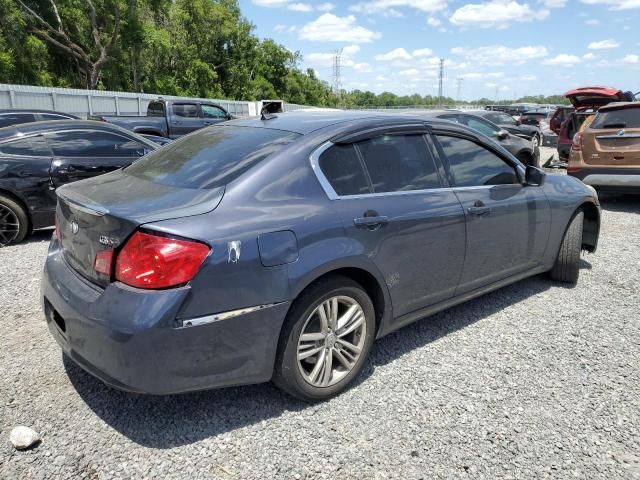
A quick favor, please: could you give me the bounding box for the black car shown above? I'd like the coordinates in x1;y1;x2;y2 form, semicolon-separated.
0;109;79;128
408;110;539;167
42;111;600;401
475;110;543;148
0;120;157;246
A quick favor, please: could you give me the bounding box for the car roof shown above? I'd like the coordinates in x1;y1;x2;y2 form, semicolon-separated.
0;119;155;145
0;108;77;117
598;102;640;112
225;110;412;134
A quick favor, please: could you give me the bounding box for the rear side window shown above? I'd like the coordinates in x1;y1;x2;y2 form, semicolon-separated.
147;102;165;117
39;113;72;121
172;103;199;118
319;144;369;196
590;108;640;129
46;130;148;157
0;135;50;156
437;135;519;187
357;134;440;192
126;126;300;189
0;113;36;128
459;116;500;138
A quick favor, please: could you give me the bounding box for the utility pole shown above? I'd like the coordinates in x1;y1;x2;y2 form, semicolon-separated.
456;77;463;104
438;58;444;106
332;48;343;100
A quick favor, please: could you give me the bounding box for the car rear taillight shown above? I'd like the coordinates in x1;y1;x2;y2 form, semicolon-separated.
571;132;583;151
94;249;114;276
115;231;210;289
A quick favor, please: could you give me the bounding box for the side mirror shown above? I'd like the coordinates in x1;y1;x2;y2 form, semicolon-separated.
525;165;545;186
496;130;509;140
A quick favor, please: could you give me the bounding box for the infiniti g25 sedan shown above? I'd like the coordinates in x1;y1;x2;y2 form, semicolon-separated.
42;111;600;401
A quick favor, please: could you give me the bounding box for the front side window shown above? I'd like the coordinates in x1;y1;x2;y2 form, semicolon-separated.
126;126;300;189
356;134;440;192
201;105;227;119
318;144;370;196
172;103;199;118
459;116;500;138
436;135;519;187
46;130;148;157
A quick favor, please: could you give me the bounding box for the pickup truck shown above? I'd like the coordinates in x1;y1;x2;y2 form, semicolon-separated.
90;99;234;139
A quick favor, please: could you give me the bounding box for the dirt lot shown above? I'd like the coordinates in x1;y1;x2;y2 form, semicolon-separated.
1;193;639;480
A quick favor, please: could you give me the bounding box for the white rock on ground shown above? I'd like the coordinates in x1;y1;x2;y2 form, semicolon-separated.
9;426;40;450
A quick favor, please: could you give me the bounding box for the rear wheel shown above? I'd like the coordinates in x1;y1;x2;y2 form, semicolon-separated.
550;211;584;283
0;194;29;246
273;276;375;402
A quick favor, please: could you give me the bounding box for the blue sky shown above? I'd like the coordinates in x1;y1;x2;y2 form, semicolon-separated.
239;0;640;100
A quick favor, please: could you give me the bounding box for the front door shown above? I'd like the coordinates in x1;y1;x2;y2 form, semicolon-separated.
45;129;149;188
433;133;551;294
315;131;466;319
169;103;203;138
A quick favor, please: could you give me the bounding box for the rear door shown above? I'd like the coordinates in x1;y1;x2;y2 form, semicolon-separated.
315;127;466;318
168;102;202;138
583;107;640;166
432;132;550;293
45;129;150;188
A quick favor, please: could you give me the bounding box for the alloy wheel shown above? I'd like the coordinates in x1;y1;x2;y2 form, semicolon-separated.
297;295;367;388
0;204;20;246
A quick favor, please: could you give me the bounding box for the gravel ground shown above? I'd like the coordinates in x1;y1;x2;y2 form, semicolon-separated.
1;194;639;480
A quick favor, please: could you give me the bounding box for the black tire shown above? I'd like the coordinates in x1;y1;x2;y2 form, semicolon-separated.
549;211;584;283
273;275;376;402
0;194;29;246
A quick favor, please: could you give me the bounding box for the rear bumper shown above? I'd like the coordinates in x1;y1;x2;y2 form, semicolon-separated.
569;167;640;189
41;239;290;394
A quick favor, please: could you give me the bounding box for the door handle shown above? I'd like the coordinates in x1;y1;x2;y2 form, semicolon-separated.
353;215;389;229
468;201;490;216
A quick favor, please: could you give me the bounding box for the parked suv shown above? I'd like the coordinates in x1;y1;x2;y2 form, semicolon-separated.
568;102;640;192
42;111;600;401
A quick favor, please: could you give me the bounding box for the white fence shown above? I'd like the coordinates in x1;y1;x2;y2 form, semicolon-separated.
0;84;309;118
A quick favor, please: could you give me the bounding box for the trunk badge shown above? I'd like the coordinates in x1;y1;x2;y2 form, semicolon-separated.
70;221;79;235
617;129;625;136
99;235;120;247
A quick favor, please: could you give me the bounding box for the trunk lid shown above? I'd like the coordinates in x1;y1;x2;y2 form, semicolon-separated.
582;128;640;166
56;169;224;287
564;86;626;109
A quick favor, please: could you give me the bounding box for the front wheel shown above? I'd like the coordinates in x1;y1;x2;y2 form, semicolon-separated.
273;276;375;402
549;211;584;283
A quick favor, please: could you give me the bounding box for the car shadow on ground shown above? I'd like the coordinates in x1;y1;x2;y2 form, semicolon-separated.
64;270;579;449
22;229;54;245
598;194;640;214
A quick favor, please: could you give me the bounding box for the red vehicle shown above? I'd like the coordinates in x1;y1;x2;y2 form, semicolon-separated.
552;87;628;161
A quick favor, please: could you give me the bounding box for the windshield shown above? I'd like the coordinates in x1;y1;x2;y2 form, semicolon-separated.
590;108;640;129
125;126;300;189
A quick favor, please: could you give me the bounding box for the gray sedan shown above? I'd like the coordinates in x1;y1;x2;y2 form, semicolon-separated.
42;111;600;402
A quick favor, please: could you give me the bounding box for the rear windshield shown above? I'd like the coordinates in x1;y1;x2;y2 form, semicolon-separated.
590;108;640;129
125;126;300;189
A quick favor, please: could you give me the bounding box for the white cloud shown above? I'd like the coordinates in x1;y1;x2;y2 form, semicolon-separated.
450;0;552;27
274;24;286;32
354;62;373;72
585;19;600;24
580;0;640;10
620;54;639;63
253;0;336;11
583;52;597;60
375;47;413;61
350;0;447;15
451;45;548;65
399;68;421;76
459;71;504;79
588;39;620;49
288;3;313;12
299;14;381;43
412;48;434;57
543;54;581;65
427;16;442;26
375;47;435;61
305;45;361;67
519;74;537;81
